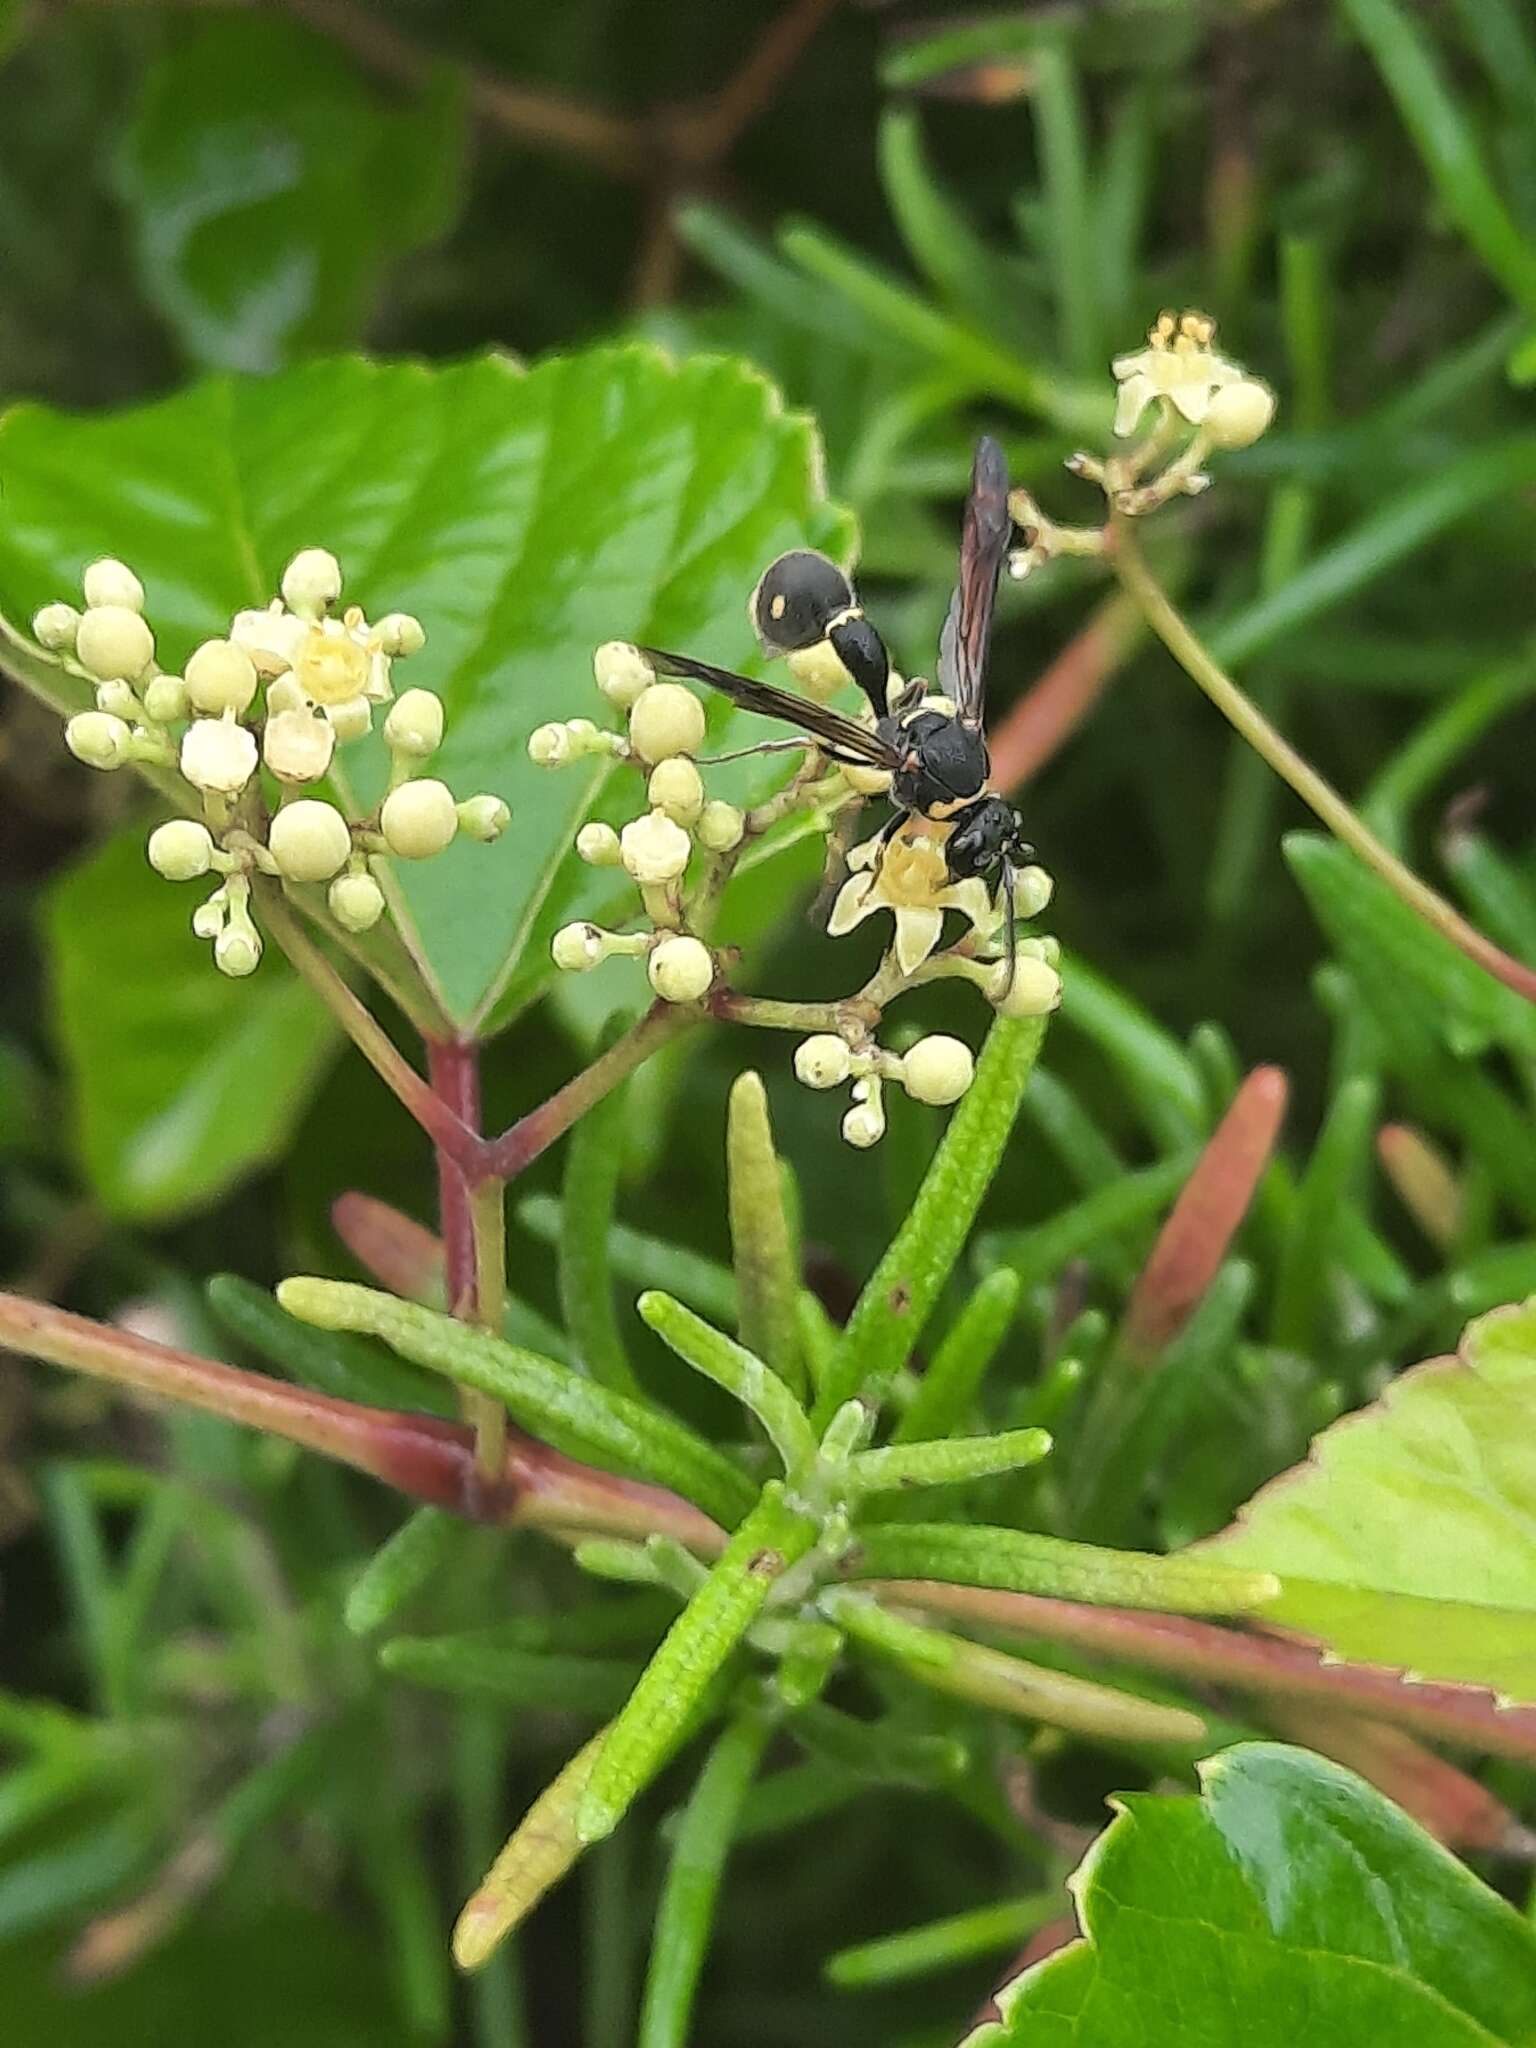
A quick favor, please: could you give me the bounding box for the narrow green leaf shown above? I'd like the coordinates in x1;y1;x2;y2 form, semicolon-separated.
206;1273;454;1418
1056;954;1207;1151
813;1015;1050;1428
518;1194;737;1330
846;1427;1051;1497
455;1730;608;1970
638;1292;815;1477
638;1709;772;2048
877;106;1017;330
1270;1076;1380;1352
789;1701;968;1788
1359;652;1536;838
982;1154;1196;1295
379;1636;637;1715
275;1279;755;1528
892;1268;1022;1444
1032;44;1099;372
345;1506;460;1636
560;1063;641;1395
577;1485;817;1844
827;1894;1059;1990
1019;1066;1125;1192
726;1073;804;1398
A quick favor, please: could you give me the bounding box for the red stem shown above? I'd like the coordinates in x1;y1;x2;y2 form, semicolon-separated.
427;1038;484;1315
480;1000;693;1181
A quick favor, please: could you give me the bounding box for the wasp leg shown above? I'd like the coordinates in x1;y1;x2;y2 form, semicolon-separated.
999;859;1019;999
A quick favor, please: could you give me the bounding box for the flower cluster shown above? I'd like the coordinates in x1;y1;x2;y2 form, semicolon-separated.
532;635;1061;1146
41;549;508;975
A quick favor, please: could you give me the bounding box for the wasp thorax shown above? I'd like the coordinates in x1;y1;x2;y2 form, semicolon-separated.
750;550;855;654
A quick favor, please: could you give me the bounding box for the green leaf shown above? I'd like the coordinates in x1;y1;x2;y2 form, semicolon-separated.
638;1292;816;1477
1205;1298;1536;1703
45;827;336;1220
378;1635;637;1714
891;1267;1021;1445
725;1071;804;1399
344;1506;461;1636
0;346;852;1031
115;16;465;371
980;1744;1536;2046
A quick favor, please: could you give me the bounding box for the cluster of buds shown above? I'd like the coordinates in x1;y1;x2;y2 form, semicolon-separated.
532;634;1061;1147
43;549;508;975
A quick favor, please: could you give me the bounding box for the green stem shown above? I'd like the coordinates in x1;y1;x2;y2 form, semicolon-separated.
1110;522;1536;1005
469;1176;510;1482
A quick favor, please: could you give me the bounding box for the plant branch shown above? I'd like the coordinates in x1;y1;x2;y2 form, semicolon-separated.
426;1038;507;1483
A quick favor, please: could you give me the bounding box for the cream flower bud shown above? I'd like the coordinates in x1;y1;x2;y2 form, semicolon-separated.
376;612;426;657
180;717;258;795
552;922;608;972
268;799;352;882
647;756;704;826
696;800;745;854
143;675;189;723
647;934;713;1004
33;602;81;652
82;558;145;613
281;548;342;616
794;1035;852;1090
231;605;307;675
214;925;262;978
65;710;132;769
576;822;623;866
1015;864;1054;919
147;819;215;881
328;871;386;933
75;605;154;682
1204;378;1276;451
294;625;368;706
263;707;336;783
619;809;691;884
324;695;373;743
594;640;655;709
991;954;1063;1018
381;778;458;859
842;1099;886;1149
529;722;573;766
901;1035;975;1106
95;679;139;719
786;641;854;703
457;794;510;842
383;689;444;758
628;682;705;763
264;674;308;717
185;638;258;716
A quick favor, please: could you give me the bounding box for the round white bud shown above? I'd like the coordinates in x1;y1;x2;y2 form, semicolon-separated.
594;641;655;709
991;955;1063;1019
376;612;427;657
64;710;132;770
328;871;386;933
180;717;258;794
1204;378;1276;451
1014;864;1054;919
191;894;226;941
842;1100;886;1149
786;640;852;703
95;679;139;719
901;1035;975;1106
576;822;623;867
552;922;607;972
143;674;189;723
380;778;458;860
214;925;262;978
82;558;145;613
528;722;572;766
457;794;510;842
280;548;342;615
231;605;307;676
147;819;215;882
263;707;336;783
75;604;154;682
185;638;258;716
293;626;368;706
619;809;692;884
647;935;714;1004
383;688;444;758
696;800;746;853
628;683;705;763
647;756;705;826
324;694;373;743
268;799;352;883
794;1034;852;1090
33;602;81;652
264;673;309;717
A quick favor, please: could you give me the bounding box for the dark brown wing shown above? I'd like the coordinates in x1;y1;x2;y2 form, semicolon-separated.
937;434;1011;731
640;648;902;770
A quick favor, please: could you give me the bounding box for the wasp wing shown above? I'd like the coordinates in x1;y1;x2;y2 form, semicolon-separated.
640;648;902;769
937;433;1012;732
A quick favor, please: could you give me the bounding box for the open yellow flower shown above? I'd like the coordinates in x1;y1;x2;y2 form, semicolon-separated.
827;818;999;975
1112;309;1243;438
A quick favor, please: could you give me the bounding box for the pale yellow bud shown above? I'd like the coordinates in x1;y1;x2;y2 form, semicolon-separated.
264;674;309;717
576;822;623;866
842;1099;886;1149
82;558;145;613
143;675;189;723
75;604;154;683
185;638;258;716
696;799;745;853
268;799;352;883
647;756;705;826
619;809;691;884
457;795;510;842
786;640;851;703
383;689;444;758
294;625;369;707
1204;378;1276;451
65;710;132;769
628;682;705;763
191;892;226;941
528;722;573;766
214;926;262;978
381;778;458;859
900;1035;975;1106
147;819;215;881
794;1035;852;1089
263;707;336;783
991;955;1063;1019
594;641;655;709
280;548;342;616
324;695;373;743
180;717;258;795
552;922;607;972
1015;865;1054;919
647;934;714;1004
95;679;140;720
376;612;426;657
33;602;81;652
328;872;386;933
231;605;307;676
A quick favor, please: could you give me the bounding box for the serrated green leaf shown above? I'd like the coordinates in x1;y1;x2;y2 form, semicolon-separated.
0;346;852;1031
1204;1298;1536;1703
978;1744;1536;2046
44;826;336;1220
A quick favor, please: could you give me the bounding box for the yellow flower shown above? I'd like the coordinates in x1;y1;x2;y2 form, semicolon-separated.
1111;310;1243;438
826;818;999;975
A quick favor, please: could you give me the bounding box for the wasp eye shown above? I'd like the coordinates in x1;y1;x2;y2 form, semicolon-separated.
750;551;855;654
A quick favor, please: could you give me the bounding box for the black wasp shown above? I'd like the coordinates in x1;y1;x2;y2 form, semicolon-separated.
642;433;1033;988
